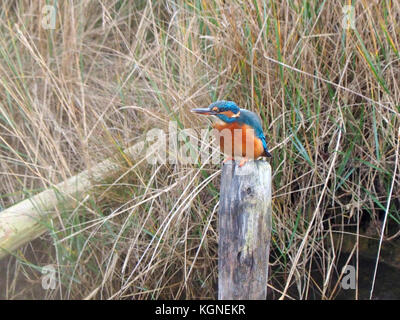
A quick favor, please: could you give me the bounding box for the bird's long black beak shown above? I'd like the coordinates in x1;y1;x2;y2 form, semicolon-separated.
191;108;217;116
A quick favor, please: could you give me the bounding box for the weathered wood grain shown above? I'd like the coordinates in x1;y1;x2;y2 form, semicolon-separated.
218;160;272;300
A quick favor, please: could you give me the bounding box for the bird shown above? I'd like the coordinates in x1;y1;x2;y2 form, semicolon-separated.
191;100;271;167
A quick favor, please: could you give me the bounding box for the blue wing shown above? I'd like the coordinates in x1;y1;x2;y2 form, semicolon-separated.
259;134;272;157
239;109;271;157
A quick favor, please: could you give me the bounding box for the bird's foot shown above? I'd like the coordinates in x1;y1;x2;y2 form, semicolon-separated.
223;156;234;164
238;157;249;167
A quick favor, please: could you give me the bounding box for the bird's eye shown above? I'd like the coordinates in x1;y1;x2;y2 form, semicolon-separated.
212;107;219;112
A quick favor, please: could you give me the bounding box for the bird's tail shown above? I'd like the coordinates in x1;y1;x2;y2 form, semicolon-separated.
260;136;272;157
263;149;272;157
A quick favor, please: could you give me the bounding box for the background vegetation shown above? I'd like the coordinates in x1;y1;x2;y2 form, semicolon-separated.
0;0;399;299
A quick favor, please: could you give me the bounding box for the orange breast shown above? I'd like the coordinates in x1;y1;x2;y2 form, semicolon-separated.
212;122;264;159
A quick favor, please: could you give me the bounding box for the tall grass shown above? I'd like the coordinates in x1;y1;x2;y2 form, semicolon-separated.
0;0;399;299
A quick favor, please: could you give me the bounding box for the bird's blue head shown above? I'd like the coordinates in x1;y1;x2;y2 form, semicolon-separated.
191;100;241;122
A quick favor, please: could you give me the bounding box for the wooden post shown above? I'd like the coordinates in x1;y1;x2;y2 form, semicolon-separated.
218;160;272;300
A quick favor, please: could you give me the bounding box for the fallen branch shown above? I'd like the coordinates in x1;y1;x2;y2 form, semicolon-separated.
0;142;144;260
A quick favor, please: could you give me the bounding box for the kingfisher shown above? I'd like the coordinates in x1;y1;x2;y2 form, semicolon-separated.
191;100;271;167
